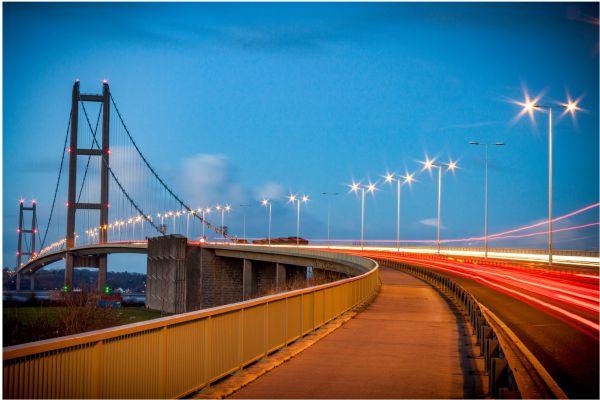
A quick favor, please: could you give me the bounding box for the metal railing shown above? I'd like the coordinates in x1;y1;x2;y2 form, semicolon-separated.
3;250;379;399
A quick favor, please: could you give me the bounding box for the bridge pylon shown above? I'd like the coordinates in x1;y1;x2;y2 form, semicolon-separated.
65;80;110;293
15;199;37;291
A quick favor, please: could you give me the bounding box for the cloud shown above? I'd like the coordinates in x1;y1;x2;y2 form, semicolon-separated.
419;218;445;229
253;182;285;201
179;153;245;207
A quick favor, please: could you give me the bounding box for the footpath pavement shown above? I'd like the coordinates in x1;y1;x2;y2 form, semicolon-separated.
232;267;485;399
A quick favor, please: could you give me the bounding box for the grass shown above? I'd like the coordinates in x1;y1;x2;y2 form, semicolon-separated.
3;306;164;347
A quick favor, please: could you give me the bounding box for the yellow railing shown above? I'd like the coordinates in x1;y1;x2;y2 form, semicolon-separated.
3;254;379;399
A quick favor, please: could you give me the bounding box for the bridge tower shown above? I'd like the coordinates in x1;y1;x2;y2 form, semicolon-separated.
65;80;110;292
15;199;37;291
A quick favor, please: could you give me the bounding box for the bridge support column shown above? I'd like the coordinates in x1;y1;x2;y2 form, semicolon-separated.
16;273;21;292
97;255;107;293
29;274;35;291
242;259;253;300
65;254;74;289
275;263;286;291
146;235;188;314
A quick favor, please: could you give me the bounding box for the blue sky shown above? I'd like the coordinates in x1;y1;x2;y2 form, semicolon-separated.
3;2;599;272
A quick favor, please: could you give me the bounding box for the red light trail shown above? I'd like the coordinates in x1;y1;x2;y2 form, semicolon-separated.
337;250;600;337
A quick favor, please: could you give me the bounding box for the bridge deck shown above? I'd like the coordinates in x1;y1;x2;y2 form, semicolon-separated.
232;268;484;399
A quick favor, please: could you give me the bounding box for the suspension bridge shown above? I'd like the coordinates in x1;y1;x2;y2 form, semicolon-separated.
14;80;230;292
12;80;600;293
5;81;599;399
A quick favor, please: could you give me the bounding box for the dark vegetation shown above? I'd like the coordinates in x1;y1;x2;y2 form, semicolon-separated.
3;291;163;347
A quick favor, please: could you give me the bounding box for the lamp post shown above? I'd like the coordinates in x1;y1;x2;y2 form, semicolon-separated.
200;207;211;239
350;182;376;249
215;205;231;239
239;204;250;242
288;194;309;246
321;192;339;245
468;141;505;258
422;158;458;254
261;199;272;245
384;172;415;251
517;95;581;266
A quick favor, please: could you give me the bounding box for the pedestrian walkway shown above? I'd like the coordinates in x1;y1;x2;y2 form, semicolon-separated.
232;267;485;399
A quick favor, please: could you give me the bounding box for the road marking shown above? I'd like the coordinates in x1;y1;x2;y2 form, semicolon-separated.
480;304;568;400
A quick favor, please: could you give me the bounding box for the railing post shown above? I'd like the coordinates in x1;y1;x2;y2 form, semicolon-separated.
159;325;168;398
284;297;288;346
263;302;269;357
238;309;244;370
204;316;213;387
91;340;104;398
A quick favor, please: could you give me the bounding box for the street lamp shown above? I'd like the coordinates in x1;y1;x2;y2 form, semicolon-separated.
239;204;250;242
384;172;415;251
516;94;581;266
288;193;309;246
199;207;211;239
422;157;458;254
469;141;505;258
349;182;376;249
215;205;231;239
321;192;339;245
261;199;272;245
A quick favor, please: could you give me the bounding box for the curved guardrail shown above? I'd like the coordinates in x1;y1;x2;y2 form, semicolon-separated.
3;249;379;399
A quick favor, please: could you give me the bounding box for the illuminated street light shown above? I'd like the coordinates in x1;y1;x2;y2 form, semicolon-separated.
217;205;231;238
469;141;506;258
422;158;459;254
261;199;272;245
515;92;582;266
384;171;416;251
200;207;211;239
349;182;377;249
288;193;309;246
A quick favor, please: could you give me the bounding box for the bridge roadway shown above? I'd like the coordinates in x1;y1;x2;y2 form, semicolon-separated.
232;267;485;399
20;241;599;275
345;251;600;399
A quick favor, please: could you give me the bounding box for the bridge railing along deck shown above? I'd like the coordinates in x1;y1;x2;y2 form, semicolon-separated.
3;249;379;399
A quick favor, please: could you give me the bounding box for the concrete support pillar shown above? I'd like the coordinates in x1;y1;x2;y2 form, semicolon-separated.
97;255;107;293
243;259;253;300
146;235;188;313
16;273;21;292
275;263;286;291
29;274;35;291
65;254;74;289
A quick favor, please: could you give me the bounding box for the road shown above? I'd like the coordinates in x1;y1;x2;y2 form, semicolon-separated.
233;268;485;399
342;250;599;399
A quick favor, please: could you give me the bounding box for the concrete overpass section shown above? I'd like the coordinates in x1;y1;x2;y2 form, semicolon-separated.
145;237;358;314
358;251;599;399
16;240;597;296
232;267;486;399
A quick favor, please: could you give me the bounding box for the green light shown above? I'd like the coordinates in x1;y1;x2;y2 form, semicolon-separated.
62;284;69;292
104;285;110;294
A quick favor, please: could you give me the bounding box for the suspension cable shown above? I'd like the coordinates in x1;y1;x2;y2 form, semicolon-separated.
109;93;225;236
40;110;71;249
80;102;163;235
